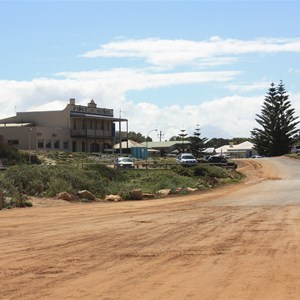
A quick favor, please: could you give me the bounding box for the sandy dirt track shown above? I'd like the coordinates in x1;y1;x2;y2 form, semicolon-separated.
1;157;300;299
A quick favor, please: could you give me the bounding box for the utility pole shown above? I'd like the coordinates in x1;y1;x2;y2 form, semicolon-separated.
28;128;33;164
157;130;164;142
119;109;125;156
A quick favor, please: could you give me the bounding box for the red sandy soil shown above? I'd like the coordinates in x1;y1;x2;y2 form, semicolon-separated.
1;158;300;300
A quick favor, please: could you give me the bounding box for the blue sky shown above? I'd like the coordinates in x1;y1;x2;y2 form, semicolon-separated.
1;0;300;140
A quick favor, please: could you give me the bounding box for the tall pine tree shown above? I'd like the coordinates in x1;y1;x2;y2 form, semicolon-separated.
251;81;299;156
188;124;207;157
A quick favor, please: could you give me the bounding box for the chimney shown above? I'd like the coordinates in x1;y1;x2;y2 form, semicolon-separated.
70;98;75;105
88;99;97;108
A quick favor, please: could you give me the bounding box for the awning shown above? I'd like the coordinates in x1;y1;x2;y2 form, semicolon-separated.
70;112;127;122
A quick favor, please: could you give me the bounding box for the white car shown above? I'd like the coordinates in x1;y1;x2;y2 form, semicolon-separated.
114;157;135;169
176;153;198;166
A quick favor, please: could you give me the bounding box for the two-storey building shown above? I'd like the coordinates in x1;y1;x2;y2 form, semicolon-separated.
0;98;128;153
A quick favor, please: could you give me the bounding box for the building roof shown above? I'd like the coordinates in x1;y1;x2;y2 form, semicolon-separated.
215;141;255;153
0;122;34;127
70;112;127;122
229;141;255;150
202;147;216;153
142;140;191;149
113;140;145;149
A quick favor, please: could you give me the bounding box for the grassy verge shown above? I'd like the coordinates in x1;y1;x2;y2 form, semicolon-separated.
0;151;243;208
0;161;243;204
286;153;300;160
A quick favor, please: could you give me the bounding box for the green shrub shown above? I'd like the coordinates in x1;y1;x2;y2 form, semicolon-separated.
2;164;129;198
83;163;124;181
122;170;198;193
170;165;194;177
4;165;50;195
1;155;242;202
4;194;33;208
194;164;228;178
0;147;40;165
46;178;74;197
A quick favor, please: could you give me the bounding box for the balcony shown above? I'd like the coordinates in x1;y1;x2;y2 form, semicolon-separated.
71;129;113;138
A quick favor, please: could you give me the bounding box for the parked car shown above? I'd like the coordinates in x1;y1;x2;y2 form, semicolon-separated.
207;155;228;164
292;145;300;153
176;153;198;166
114;157;135;169
206;155;237;169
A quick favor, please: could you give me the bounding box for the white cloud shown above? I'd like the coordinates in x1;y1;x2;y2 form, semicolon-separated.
82;37;300;69
1;61;300;141
120;95;264;140
288;68;300;74
107;91;300;140
28;100;67;112
0;74;263;139
57;68;240;92
3;74;300;140
225;81;270;93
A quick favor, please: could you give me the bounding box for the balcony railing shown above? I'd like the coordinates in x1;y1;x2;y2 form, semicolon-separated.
71;129;112;138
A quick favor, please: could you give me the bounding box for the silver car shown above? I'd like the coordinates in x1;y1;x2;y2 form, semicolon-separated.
176;153;198;166
114;157;135;169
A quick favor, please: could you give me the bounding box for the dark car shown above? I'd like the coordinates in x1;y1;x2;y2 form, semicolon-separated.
207;155;237;169
207;156;228;164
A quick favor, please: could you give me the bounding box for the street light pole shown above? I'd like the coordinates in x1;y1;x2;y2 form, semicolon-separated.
28;128;33;164
146;129;158;159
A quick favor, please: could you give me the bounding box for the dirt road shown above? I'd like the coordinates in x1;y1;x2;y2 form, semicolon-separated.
1;157;300;299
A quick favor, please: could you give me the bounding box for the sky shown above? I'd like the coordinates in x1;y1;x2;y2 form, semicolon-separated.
1;0;300;141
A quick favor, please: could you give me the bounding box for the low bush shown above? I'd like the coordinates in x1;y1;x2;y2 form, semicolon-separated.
0;147;40;165
193;164;228;178
0;157;242;205
3;194;33;209
170;165;194;177
122;170;199;194
2;164;125;198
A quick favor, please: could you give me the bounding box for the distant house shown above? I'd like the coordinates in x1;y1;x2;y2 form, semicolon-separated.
201;147;216;156
142;140;191;156
215;141;257;158
113;139;160;158
113;140;144;155
114;139;144;150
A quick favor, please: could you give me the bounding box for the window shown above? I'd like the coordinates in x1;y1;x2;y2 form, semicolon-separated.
45;139;51;149
8;140;19;146
54;139;60;149
37;139;44;148
63;140;69;150
72;141;77;152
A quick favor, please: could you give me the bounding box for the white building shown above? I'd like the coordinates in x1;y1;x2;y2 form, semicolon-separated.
215;141;257;158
